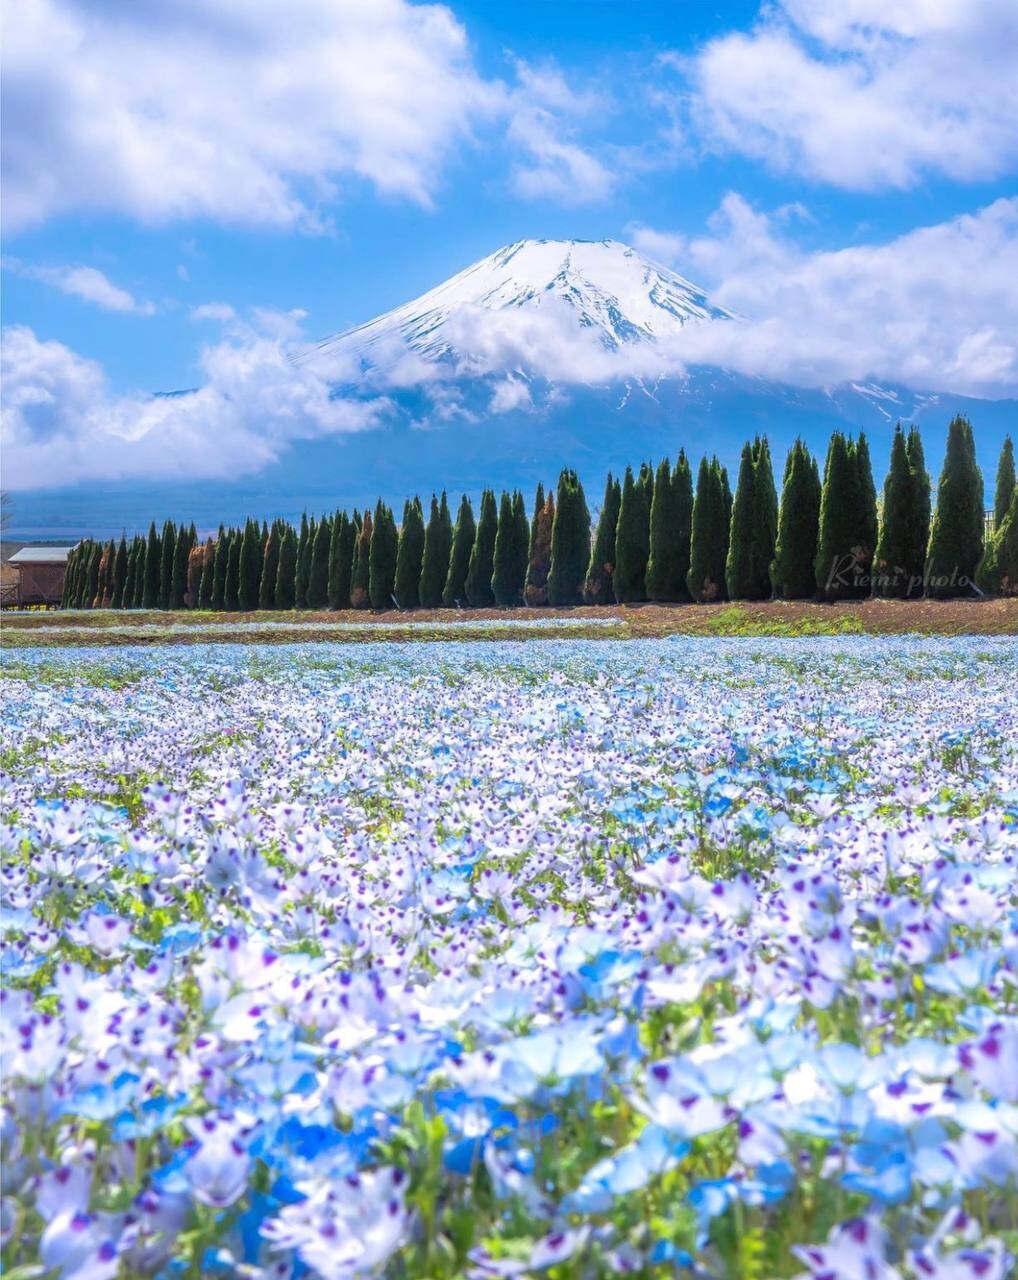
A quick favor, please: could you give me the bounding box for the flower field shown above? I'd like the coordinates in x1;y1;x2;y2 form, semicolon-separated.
2;637;1016;1280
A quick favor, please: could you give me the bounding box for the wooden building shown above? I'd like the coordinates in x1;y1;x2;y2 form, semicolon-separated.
6;546;76;607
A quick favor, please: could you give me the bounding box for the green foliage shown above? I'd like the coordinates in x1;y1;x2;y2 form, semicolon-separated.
977;480;1018;595
873;424;931;598
613;464;652;603
210;527;228;611
687;456;730;603
925;415;984;598
224;529;241;611
584;471;621;604
547;470;590;606
815;432;873;601
259;523;281;610
328;511;354;610
646;457;681;601
771;439;821;600
275;525;298;609
295;513;311;609
492;490;529;607
726;437;777;601
394;498;426;609
420;493;453;608
158;521;176;610
443;496;475;607
307;514;332;609
369;501;399;609
142;522;161;609
171;522;191;610
524;490;554;606
110;537;128;609
992;435;1015;527
465;489;498;607
351;509;373;609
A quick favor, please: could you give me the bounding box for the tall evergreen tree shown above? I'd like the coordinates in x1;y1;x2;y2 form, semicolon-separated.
198;537;216;609
443;496;475;607
185;541;205;608
614;464;653;603
672;451;694;603
977;481;1018;595
211;526;229;611
82;541;101;609
111;537;128;609
351;510;373;609
726;438;777;600
584;472;621;604
120;540;138;610
528;482;545;565
687;457;730;603
925;415;984;598
224;529;242;611
524;491;554;606
93;540;113;608
158;521;176;609
325;512;348;610
873;425;930;598
491;492;520;606
646;457;681;601
307;514;331;609
771;440;821;599
171;523;190;609
259;522;281;609
420;493;453;608
855;432;878;588
511;491;530;603
275;525;298;609
394;498;425;608
368;501;398;609
752;438;778;598
142;522;161;609
465;489;498;607
547;470;590;606
992;435;1015;528
816;433;865;601
295;513;311;609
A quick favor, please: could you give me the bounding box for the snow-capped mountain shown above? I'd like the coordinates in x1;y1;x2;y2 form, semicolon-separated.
301;238;732;369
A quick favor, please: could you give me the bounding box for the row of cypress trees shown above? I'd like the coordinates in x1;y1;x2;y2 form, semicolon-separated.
61;419;1018;610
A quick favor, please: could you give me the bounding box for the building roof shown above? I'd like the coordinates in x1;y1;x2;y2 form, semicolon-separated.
7;546;76;566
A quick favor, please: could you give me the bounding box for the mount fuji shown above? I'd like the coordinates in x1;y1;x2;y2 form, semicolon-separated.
14;238;1015;538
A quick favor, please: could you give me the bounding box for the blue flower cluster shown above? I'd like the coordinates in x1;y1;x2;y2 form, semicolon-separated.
1;637;1016;1279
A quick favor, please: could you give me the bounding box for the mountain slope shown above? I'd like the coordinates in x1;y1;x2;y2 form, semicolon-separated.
301;238;733;368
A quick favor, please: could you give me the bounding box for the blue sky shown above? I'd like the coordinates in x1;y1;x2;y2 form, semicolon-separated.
3;0;1017;504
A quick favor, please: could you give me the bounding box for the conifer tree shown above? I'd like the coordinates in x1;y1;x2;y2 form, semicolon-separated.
307;514;331;609
368;502;398;609
325;512;347;610
726;437;777;600
646;457;681;601
726;443;756;600
993;435;1015;527
873;425;929;598
771;440;821;599
491;492;519;606
225;529;241;610
854;432;878;588
260;523;281;609
687;457;730;602
234;520;255;611
61;546;77;608
443;496;476;606
336;513;357;609
275;525;298;609
977;481;1018;595
524;491;554;606
109;537;127;608
142;522;161;609
185;541;203;608
198;538;216;609
465;489;498;607
171;523;190;609
158;521;176;609
613;464;652;603
511;491;530;602
547;470;590;606
81;541;100;609
420;493;453;608
351;510;373;608
584;472;621;604
211;526;229;611
295;513;310;609
92;540;112;608
925;415;984;598
394;498;425;608
119;541;135;610
528;482;545;564
815;433;863;601
672;451;694;603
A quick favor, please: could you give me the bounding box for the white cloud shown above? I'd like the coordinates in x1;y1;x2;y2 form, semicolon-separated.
684;0;1018;189
1;0;497;232
507;60;615;205
1;313;392;490
5;259;155;314
622;196;1018;397
191;302;236;323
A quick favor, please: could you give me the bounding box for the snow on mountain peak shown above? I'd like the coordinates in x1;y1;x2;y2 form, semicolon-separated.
301;238;732;371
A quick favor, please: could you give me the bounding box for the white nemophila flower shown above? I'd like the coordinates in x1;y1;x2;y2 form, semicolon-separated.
183;1113;253;1207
